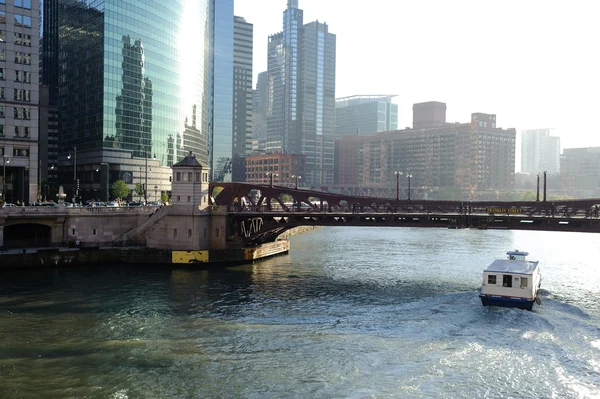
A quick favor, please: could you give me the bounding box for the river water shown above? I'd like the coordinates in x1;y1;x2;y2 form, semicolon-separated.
1;227;600;399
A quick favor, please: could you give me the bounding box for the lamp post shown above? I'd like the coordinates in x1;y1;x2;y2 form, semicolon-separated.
154;185;158;202
394;171;402;200
292;174;301;189
536;173;540;202
267;172;278;188
95;162;109;203
407;174;413;201
543;171;547;202
1;155;10;203
67;146;77;203
144;152;148;204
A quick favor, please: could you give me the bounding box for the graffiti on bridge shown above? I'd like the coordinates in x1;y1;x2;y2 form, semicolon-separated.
241;217;263;238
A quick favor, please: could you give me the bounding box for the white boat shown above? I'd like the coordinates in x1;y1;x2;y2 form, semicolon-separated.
479;250;542;311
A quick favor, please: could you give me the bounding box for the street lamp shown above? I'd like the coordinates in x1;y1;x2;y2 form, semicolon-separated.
407;174;413;200
67;146;77;203
394;171;403;200
266;172;278;188
292;174;302;189
1;155;10;203
536;173;540;202
95;163;109;203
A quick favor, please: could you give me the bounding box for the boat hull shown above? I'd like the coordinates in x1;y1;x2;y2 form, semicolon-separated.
480;295;535;311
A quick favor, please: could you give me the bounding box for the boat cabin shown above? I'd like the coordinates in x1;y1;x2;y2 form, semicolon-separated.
506;250;528;261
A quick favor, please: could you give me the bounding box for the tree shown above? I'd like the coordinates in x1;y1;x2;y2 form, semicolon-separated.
111;179;129;200
134;182;144;201
161;192;169;204
520;190;536;201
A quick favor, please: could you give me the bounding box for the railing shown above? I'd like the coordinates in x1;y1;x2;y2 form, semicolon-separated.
0;205;159;215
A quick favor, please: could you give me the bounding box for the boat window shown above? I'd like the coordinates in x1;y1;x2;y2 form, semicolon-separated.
502;275;512;287
520;277;528;288
487;275;496;284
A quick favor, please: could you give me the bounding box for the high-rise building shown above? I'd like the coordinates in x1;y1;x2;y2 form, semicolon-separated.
266;0;336;187
251;71;268;151
335;95;398;136
42;0;210;203
560;147;600;196
521;128;560;175
334;103;516;192
0;0;40;204
208;0;234;182
232;16;253;181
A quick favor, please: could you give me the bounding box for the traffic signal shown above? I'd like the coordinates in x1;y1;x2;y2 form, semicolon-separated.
76;178;80;192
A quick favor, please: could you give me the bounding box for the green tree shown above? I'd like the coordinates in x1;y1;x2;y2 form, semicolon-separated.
111;179;129;200
161;192;169;204
504;191;518;201
520;190;536;201
134;182;144;200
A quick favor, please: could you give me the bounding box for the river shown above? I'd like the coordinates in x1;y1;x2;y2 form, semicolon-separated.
1;227;599;398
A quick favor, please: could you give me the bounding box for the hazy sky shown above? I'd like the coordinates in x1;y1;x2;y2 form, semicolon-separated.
234;0;600;151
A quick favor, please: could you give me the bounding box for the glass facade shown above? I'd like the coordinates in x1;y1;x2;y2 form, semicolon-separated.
335;96;399;137
208;0;234;182
53;0;210;199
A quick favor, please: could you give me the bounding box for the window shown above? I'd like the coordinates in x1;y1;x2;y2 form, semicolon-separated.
195;172;200;182
520;277;528;288
187;196;190;202
487;275;496;285
187;172;192;181
176;172;181;181
13;148;30;157
72;228;75;235
502;275;512;288
176;195;180;202
0;68;4;80
0;125;3;137
93;229;97;236
0;106;3;117
215;228;219;238
14;15;32;28
0;31;4;42
0;49;4;61
173;229;178;238
15;0;31;8
1;87;4;99
0;12;5;25
188;229;192;238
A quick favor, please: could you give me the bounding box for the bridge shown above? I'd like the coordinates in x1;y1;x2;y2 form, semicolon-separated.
209;182;600;246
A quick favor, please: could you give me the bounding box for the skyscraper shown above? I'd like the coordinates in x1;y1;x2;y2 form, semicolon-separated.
267;0;336;187
232;16;253;181
43;0;210;202
521;129;560;175
208;0;234;182
335;95;398;136
0;0;40;204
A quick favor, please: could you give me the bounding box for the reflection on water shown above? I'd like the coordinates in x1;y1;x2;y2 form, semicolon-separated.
1;227;599;398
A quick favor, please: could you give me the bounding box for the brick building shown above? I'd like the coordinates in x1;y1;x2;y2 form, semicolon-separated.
245;153;306;186
334;102;516;193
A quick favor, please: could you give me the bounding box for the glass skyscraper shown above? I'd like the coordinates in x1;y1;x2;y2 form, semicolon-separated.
335;95;398;137
267;0;336;187
208;0;234;182
44;0;210;201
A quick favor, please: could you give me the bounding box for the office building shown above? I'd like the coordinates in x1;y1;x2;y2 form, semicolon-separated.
521;128;560;175
266;0;336;187
245;152;305;186
335;95;398;136
560;147;600;196
208;0;234;182
0;0;40;204
42;0;210;202
232;16;253;181
251;71;268;151
335;102;516;192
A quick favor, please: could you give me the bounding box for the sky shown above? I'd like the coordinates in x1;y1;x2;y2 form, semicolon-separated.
234;0;600;152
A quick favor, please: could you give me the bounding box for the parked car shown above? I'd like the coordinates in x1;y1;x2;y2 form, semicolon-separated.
106;201;119;207
1;203;16;207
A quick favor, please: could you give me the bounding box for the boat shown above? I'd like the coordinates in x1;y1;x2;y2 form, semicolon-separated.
479;250;542;311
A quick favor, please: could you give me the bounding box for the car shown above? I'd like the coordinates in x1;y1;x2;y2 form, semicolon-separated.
106;201;119;207
1;203;17;207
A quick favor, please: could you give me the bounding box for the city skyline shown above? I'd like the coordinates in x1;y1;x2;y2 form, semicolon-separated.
234;0;600;151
